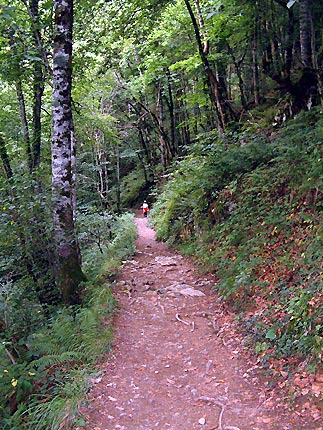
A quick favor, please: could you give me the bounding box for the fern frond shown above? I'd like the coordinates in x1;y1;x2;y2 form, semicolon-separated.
30;351;83;369
26;396;79;430
25;375;86;430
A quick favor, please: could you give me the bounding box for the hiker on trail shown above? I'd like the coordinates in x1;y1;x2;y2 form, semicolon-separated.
141;200;149;217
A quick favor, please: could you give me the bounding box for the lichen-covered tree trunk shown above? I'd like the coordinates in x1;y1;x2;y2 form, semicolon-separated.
52;0;86;305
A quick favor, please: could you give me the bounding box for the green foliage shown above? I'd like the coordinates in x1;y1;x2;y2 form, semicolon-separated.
119;167;150;208
80;211;137;280
0;211;137;430
151;130;275;243
0;172;59;359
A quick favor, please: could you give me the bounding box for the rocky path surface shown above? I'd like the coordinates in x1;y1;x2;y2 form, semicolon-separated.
83;215;319;430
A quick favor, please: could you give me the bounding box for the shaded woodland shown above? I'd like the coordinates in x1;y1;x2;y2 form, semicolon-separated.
0;0;322;428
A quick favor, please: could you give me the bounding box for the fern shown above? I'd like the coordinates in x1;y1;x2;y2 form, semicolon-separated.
30;351;83;369
25;376;86;430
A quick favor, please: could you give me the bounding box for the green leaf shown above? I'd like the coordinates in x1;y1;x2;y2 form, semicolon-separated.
266;329;277;340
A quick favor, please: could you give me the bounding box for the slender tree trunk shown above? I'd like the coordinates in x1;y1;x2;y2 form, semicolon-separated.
115;143;121;213
311;19;323;105
252;5;260;105
134;98;172;164
227;43;247;109
70;120;78;224
157;83;167;171
0;135;13;179
94;129;109;207
52;0;86;305
21;0;45;170
15;80;33;171
8;31;33;171
285;7;295;82
179;75;191;145
21;0;51;72
227;65;232;101
298;0;317;108
252;43;260;105
137;152;148;183
30;0;44;170
183;0;234;130
299;0;313;68
166;69;178;155
138;127;152;165
193;0;209;54
32;60;44;170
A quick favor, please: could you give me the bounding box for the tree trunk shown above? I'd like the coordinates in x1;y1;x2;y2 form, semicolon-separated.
183;0;234;131
285;7;295;81
157;82;167;171
166;69;178;156
32;60;44;170
16;80;33;171
70;119;78;226
193;0;209;54
115;143;121;213
226;43;247;110
94;129;110;207
299;0;313;68
52;0;86;305
311;16;323;105
8;31;33;171
20;0;46;170
134;98;172;165
30;0;44;170
297;0;317;108
21;0;51;72
252;5;261;105
138;127;152;166
178;76;191;145
0;135;13;179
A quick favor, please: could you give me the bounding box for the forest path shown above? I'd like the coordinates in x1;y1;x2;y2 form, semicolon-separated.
83;214;316;430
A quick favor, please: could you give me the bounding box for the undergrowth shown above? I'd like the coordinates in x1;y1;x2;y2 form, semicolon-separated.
0;212;137;430
151;109;323;373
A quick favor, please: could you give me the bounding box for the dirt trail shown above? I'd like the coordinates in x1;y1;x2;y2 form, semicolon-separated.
83;215;318;430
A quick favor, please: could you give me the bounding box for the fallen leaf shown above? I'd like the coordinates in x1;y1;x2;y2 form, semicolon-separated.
311;382;323;397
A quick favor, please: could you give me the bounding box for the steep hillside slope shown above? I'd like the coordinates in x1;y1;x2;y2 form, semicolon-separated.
151;109;323;395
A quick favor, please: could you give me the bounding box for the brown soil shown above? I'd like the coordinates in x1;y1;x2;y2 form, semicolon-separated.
83;214;322;430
